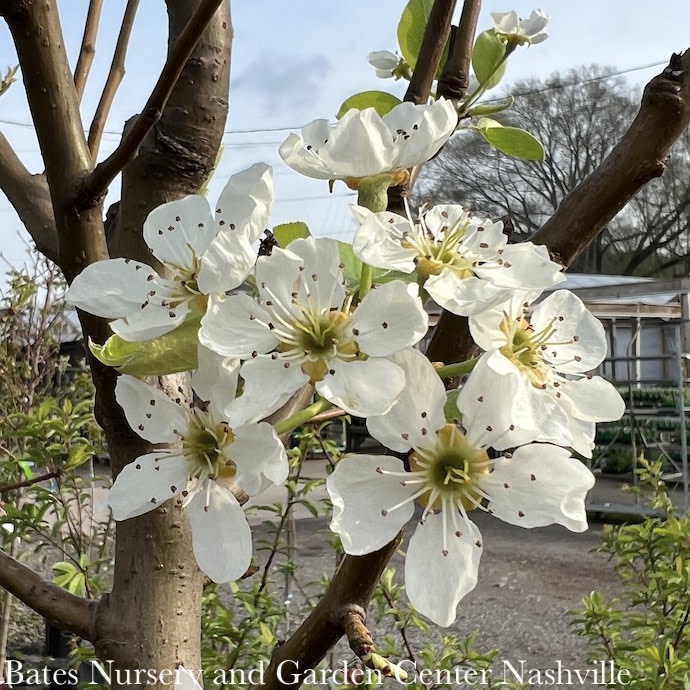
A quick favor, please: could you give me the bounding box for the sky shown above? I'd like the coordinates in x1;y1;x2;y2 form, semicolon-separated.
1;0;689;277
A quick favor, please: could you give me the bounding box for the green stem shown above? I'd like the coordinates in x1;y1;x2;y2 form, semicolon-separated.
460;43;516;115
273;398;333;436
359;264;373;299
436;356;479;379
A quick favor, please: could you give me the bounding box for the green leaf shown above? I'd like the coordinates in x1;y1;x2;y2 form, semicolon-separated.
467;96;514;117
337;91;402;119
90;314;201;376
273;222;310;249
443;390;461;424
336;241;393;293
476;118;544;160
471;30;507;90
397;0;448;70
259;622;275;646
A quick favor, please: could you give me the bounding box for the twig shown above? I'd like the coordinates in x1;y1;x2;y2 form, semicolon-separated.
0;549;97;641
73;0;105;103
78;0;226;205
531;50;690;268
404;0;458;105
254;533;404;690
437;0;482;101
0;471;60;494
88;0;140;157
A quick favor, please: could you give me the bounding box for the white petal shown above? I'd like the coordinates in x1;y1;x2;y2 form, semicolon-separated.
405;515;482;627
187;482;252;583
426;270;509;316
351;281;428;356
521;9;549;36
225;356;308;426
143;195;216;268
197;232;257;294
478;243;563;289
108;453;189;520
558;376;625;423
351;206;416;272
383;99;458;170
316;359;405;417
115;375;188;444
367;50;399;71
531;290;607;372
366;349;446;452
423;204;480;241
66;259;157;318
191;345;240;416
483;445;594;532
110;298;189;341
229;422;288;495
278;133;336;180
327;454;415;555
491;10;518;32
215;163;273;245
199;293;279;358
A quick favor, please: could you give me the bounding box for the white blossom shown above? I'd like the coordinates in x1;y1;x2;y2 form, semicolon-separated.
199;237;428;420
367;51;400;79
108;346;288;583
278;100;457;188
66;164;273;341
352;203;564;315
491;9;549;45
327;349;594;626
465;289;625;456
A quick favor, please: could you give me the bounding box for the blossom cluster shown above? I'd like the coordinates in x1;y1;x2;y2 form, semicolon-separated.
68;93;623;626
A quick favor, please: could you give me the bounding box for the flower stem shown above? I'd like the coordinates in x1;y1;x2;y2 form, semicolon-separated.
359;264;373;299
436;356;479;379
273;398;333;436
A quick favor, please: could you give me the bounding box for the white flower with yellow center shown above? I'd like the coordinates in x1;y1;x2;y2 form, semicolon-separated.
466;289;625;456
199;237;428;420
66;164;273;341
108;346;288;583
352;203;564;316
278;100;457;191
327;349;594;626
491;9;549;46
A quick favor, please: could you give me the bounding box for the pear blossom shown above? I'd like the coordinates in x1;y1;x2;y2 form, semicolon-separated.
278;100;457;189
66;164;273;341
199;236;428;420
108;346;288;583
466;289;625;456
352;203;564;316
367;51;400;79
327;348;595;626
491;9;549;46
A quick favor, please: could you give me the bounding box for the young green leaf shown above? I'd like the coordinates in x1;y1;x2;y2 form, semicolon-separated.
337;91;402;119
472;31;507;90
273;222;311;248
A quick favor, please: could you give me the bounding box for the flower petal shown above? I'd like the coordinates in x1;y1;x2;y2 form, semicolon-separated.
405;514;482;626
191;345;240;416
225;356;308;426
350;281;428;356
229;422;288;495
110;297;189;342
426;271;509;317
199;293;279;358
327;454;415;555
558;376;625;423
66;259;157;318
351;206;416;272
367;349;446;452
317;358;405;417
108;453;188;520
115;375;188;443
482;444;594;532
143;195;216;268
187;482;252;582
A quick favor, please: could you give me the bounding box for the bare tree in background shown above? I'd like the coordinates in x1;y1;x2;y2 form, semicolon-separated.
421;66;690;276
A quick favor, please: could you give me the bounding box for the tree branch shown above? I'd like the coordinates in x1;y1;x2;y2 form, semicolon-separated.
404;0;457;105
0;133;58;263
532;51;690;267
438;0;481;101
73;0;104;103
78;0;225;206
0;549;97;641
255;534;403;690
87;0;140;157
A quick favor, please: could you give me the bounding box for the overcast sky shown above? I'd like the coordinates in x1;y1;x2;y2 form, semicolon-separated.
1;1;689;275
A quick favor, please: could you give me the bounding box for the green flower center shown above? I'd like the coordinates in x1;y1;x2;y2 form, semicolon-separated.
409;424;489;511
181;408;236;479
